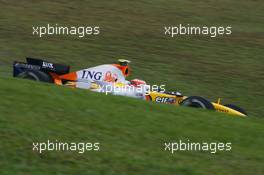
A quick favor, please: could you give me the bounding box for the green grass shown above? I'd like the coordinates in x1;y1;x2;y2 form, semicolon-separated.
0;77;264;175
0;0;264;174
0;0;263;116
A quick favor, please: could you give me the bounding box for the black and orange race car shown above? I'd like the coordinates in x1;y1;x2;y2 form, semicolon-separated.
13;57;247;117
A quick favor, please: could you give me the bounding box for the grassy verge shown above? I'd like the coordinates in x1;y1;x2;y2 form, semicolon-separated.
0;0;263;174
0;0;263;116
0;77;263;175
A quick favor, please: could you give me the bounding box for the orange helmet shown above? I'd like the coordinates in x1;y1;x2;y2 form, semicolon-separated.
112;59;131;77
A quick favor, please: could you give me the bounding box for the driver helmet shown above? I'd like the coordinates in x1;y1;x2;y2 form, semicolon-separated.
112;59;131;77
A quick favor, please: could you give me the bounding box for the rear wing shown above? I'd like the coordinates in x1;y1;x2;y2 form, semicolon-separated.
13;57;70;77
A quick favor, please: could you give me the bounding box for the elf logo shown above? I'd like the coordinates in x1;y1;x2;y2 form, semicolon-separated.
155;97;175;103
81;70;102;80
42;62;54;69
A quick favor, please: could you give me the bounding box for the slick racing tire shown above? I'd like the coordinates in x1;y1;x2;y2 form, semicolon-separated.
180;96;215;110
17;70;52;83
224;104;247;116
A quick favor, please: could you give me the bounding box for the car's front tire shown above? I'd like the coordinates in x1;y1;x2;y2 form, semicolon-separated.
180;96;215;110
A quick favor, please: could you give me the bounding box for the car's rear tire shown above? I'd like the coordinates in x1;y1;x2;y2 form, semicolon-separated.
180;96;215;110
224;104;247;116
17;70;52;83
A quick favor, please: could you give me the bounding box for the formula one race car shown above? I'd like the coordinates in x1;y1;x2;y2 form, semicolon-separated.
13;57;247;117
